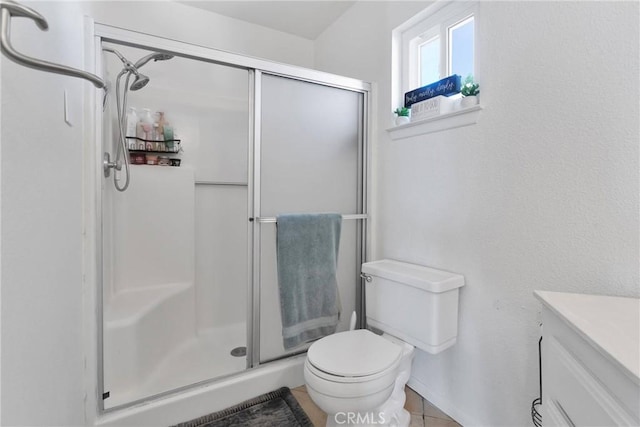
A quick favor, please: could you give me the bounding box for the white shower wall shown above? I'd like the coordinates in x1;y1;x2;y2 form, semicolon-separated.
187;103;248;332
110;166;195;293
195;186;248;330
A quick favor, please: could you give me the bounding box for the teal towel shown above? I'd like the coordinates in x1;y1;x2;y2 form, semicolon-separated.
276;213;342;349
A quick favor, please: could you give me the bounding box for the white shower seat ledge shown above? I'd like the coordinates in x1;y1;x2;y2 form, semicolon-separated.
105;282;192;328
386;104;483;140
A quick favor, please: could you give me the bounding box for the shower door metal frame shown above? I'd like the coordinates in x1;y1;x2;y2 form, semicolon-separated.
87;20;372;416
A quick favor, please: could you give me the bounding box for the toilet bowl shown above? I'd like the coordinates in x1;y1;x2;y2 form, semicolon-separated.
303;259;465;427
304;329;414;426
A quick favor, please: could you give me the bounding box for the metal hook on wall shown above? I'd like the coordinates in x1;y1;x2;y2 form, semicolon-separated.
0;0;105;88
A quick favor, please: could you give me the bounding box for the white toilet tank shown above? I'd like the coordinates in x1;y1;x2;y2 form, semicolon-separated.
362;259;464;354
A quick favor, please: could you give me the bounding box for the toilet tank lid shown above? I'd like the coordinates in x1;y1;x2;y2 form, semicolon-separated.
362;259;464;293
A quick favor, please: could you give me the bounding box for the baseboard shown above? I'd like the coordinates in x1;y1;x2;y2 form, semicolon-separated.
407;376;475;427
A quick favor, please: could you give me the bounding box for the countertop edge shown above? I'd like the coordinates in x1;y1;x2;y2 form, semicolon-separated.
534;290;640;385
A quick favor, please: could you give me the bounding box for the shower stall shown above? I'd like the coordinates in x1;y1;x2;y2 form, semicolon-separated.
96;26;370;414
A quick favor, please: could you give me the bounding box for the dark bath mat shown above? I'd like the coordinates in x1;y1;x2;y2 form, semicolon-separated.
172;387;313;427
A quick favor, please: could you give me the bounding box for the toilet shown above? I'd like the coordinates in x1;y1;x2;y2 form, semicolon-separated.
304;259;465;427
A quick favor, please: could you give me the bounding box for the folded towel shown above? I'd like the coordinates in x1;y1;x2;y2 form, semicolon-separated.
276;213;342;349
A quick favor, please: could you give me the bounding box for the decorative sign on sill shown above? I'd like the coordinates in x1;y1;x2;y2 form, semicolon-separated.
410;96;455;121
404;75;461;108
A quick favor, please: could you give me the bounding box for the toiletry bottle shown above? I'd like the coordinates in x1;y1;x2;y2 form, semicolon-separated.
140;108;154;150
157;112;167;138
164;126;175;151
125;107;138;149
153;123;160;150
162;113;173;151
157;112;168;151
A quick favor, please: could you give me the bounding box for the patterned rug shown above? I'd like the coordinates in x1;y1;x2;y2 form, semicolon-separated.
172;387;313;427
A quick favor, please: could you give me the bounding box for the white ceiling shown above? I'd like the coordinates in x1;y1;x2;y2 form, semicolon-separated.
178;1;356;40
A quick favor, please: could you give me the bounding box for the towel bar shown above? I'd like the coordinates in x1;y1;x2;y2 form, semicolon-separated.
0;0;105;88
254;214;368;223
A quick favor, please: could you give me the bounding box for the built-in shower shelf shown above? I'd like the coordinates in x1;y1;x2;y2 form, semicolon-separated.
126;136;182;153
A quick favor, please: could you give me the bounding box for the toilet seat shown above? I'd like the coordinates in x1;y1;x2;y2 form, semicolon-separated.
306;329;402;383
304;329;407;414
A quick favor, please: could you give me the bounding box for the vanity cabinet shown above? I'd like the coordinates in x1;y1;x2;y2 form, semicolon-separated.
534;291;640;427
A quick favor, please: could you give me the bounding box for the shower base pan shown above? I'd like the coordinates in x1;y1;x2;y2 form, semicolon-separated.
103;282;246;408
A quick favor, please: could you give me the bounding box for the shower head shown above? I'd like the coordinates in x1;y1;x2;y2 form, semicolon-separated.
134;52;174;69
104;48;173;91
129;72;150;91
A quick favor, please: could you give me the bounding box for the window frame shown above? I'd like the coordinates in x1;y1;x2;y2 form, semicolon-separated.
399;1;478;102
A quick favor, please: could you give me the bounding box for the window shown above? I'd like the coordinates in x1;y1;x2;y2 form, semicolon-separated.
389;2;481;135
398;2;477;98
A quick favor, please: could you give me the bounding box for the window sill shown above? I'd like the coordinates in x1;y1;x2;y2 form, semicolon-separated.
386;104;482;140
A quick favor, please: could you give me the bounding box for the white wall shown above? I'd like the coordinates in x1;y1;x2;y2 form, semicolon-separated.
316;1;639;426
1;3;87;425
0;1;313;425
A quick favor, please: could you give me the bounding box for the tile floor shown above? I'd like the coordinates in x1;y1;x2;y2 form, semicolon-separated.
292;385;462;427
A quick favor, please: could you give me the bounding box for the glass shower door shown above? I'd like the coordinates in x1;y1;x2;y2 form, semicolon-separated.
257;74;365;362
101;42;250;408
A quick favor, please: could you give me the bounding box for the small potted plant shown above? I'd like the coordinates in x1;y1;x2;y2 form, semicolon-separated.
393;107;410;125
460;75;480;108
